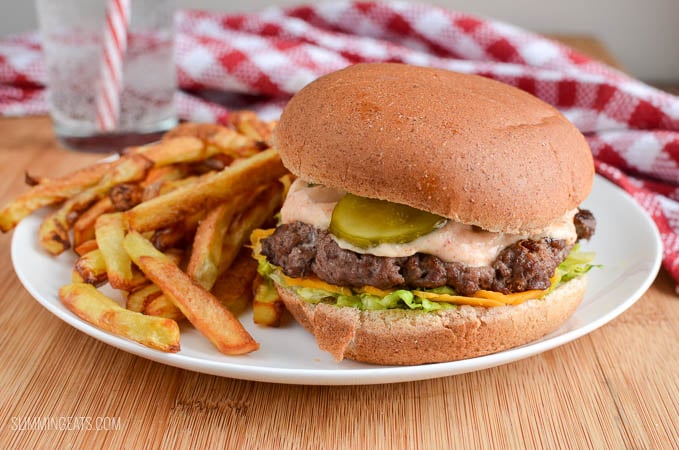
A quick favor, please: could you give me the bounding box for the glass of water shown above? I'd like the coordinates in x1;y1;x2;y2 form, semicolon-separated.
36;0;177;152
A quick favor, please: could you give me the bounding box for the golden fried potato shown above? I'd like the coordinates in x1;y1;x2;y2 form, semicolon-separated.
211;249;258;317
124;231;258;355
60;283;180;352
124;148;286;232
0;161;113;232
95;213;134;290
252;275;285;327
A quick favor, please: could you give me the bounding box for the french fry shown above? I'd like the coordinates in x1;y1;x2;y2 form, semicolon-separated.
123;231;258;355
109;183;144;211
186;194;248;290
126;284;162;312
210;249;258;316
151;211;203;251
138;136;215;166
75;247;147;288
0;161;113;232
59;283;180;352
124;148;287;232
163;123;258;158
126;249;183;312
229;110;273;145
24;172;50;186
95;213;134;290
39;154;153;255
143;294;185;322
141;165;191;201
219;182;283;273
74;249;108;286
190;154;234;173
252;275;285;327
156;172;214;197
72;270;85;283
73;197;114;247
74;239;98;256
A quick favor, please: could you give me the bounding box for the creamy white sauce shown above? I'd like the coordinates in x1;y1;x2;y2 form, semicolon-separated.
281;179;578;266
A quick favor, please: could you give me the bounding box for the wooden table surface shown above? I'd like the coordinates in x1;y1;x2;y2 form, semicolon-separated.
1;37;678;449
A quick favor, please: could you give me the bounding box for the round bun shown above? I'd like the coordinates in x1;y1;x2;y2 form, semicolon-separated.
276;276;587;365
274;63;594;233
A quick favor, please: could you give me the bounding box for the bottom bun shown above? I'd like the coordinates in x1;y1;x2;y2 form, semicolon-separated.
277;276;587;365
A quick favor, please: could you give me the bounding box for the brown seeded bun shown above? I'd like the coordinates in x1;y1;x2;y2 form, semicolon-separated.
273;63;594;233
276;276;587;365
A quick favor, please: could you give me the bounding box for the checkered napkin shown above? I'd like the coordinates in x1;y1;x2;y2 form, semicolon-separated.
1;1;679;287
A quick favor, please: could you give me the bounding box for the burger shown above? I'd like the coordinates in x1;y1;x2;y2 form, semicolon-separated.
252;63;597;365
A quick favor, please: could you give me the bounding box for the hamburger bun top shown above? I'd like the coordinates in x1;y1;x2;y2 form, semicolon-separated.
273;63;594;234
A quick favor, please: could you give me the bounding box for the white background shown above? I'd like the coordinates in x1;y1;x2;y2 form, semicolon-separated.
1;0;677;83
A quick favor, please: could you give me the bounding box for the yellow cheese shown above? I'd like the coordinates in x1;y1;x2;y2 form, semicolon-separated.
412;291;505;307
473;288;547;305
360;285;395;297
279;273;352;296
250;228;275;245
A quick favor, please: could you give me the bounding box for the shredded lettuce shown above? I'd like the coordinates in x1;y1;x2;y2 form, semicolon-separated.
256;243;598;311
551;243;600;290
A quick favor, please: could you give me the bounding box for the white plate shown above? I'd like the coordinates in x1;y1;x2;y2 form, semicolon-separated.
11;175;662;385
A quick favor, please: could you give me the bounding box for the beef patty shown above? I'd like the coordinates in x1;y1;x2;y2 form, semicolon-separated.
261;209;595;296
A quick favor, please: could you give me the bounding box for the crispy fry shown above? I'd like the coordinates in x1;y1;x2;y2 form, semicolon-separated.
211;249;258;316
156;172;214;197
163;123;258;158
190;154;234;174
141;165;191;201
59;283;180;352
95;213;134;290
219;182;283;274
25;172;50;186
229;110;273;145
74;239;98;256
143;294;185;322
125;149;286;232
252;275;285;327
138;136;214;166
73;197;114;247
126;284;162;312
186;194;248;290
0;161;114;232
75;247;147;288
72;270;85;283
74;249;108;286
151;211;203;251
126;249;184;313
109;183;144;211
39;154;153;255
124;231;258;355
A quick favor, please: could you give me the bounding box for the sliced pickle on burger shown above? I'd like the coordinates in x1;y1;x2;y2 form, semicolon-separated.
329;194;447;248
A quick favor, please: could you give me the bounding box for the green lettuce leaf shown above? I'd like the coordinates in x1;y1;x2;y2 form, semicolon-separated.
552;243;600;288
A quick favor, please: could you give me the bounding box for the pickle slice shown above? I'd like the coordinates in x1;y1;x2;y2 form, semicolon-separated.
329;194;447;248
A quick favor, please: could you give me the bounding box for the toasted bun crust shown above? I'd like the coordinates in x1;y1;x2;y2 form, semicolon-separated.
274;63;594;233
276;276;587;365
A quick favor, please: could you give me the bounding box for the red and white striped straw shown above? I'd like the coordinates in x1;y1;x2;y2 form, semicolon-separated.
95;0;131;132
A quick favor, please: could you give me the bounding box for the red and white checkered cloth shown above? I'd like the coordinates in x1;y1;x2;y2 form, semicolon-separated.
2;2;679;287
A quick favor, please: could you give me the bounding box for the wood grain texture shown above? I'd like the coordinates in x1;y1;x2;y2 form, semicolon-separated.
1;40;678;449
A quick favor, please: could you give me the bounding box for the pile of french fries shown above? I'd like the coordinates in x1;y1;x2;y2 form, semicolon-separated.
1;112;291;355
